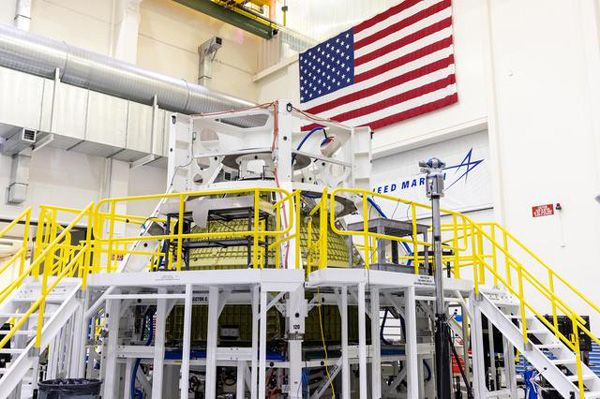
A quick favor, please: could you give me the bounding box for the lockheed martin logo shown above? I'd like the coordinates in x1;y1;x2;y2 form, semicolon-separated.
373;148;484;194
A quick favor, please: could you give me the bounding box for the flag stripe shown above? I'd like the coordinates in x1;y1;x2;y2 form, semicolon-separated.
315;65;455;120
354;0;444;41
356;37;452;82
355;0;451;51
322;74;456;124
305;30;453;109
355;17;452;67
367;93;458;129
307;55;454;115
354;0;422;34
300;0;458;131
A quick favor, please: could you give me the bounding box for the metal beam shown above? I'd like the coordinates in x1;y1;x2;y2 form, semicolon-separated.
174;0;276;39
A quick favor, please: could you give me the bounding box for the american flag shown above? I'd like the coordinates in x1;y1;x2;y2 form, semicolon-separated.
299;0;457;131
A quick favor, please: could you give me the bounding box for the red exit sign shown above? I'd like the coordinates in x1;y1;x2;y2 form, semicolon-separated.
532;204;554;218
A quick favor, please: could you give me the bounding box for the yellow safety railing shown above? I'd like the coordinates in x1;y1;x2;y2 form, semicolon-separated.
329;188;470;273
0;207;32;283
328;188;597;398
305;188;329;276
93;188;296;271
0;203;94;351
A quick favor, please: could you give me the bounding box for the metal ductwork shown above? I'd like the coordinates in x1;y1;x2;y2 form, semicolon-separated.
0;24;263;127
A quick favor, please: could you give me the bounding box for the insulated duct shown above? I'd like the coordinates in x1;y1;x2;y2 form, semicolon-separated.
0;24;263;127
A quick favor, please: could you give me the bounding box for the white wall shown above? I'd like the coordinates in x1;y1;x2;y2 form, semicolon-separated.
0;0;262;226
255;0;600;328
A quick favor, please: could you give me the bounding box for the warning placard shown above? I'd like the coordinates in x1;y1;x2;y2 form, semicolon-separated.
532;204;554;218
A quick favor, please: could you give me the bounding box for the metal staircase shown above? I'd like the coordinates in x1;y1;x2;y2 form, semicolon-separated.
478;290;600;399
0;277;82;398
0;188;598;398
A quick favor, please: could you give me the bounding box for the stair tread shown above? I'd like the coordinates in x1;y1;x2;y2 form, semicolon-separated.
551;358;577;365
537;343;563;349
0;312;53;318
0;348;25;353
527;329;551;335
567;374;597;381
585;391;600;399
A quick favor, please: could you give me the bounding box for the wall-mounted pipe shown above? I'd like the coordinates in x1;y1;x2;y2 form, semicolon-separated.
0;24;262;127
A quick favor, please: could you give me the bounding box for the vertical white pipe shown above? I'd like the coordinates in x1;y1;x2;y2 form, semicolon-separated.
103;293;121;399
340;286;350;399
180;284;193;399
236;361;246;399
358;282;367;399
251;285;259;399
205;286;220;398
152;288;167;398
370;287;381;399
258;288;268;399
405;286;419;399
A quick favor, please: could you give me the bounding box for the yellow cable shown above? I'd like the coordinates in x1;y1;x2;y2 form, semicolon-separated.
317;287;336;398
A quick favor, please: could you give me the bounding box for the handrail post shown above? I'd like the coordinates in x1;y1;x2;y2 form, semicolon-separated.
572;316;584;399
452;214;459;278
108;202;116;273
307;216;313;276
517;266;528;345
319;188;328;269
502;227;512;286
253;190;260;269
490;225;498;286
83;209;94;290
295;192;301;270
477;230;485;285
471;224;479;294
362;195;370;269
412;204;418;275
549;271;558;331
19;209;31;275
176;195;185;271
275;202;281;269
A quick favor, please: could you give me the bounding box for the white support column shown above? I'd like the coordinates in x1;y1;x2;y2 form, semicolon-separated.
358;282;368;399
370;287;382;399
236;361;246;399
502;336;517;398
123;358;135;399
251;285;259;399
340;286;350;399
405;286;419;399
103;293;122;399
77;290;91;378
152;289;168;398
469;293;488;399
205;287;221;398
69;297;85;377
287;285;304;398
258;287;268;399
180;284;193;399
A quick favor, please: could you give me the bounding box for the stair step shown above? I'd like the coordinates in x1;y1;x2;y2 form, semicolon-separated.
507;314;533;320
491;301;520;307
567;374;597;382
585;391;600;399
0;348;25;354
0;312;53;318
537;344;563;350
551;358;577;365
527;329;551;335
13;330;34;336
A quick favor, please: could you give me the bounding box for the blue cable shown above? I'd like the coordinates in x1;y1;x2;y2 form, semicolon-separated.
292;127;326;164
